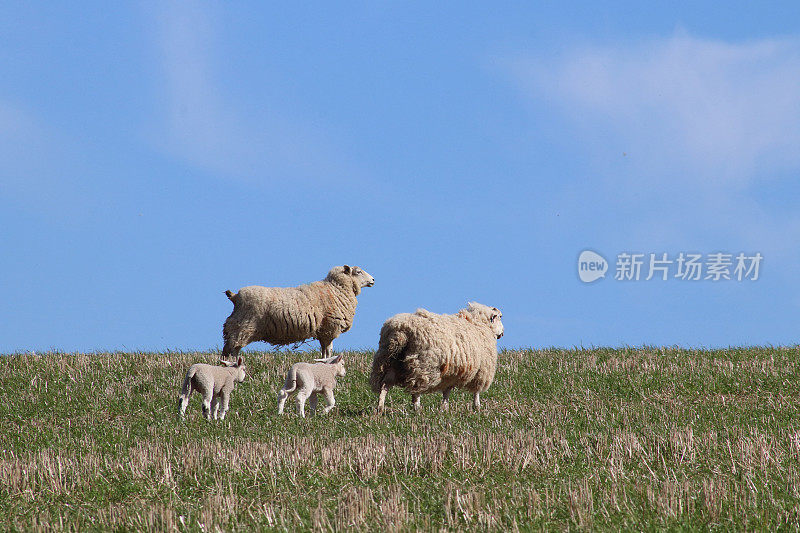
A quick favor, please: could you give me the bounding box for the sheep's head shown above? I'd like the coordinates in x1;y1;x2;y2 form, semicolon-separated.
466;302;504;339
222;356;247;382
327;265;375;295
314;354;346;377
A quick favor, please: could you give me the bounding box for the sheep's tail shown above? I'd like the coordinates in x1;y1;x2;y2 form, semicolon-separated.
282;367;298;394
369;328;408;393
225;289;236;302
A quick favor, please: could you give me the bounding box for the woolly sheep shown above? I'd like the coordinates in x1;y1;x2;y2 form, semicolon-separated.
277;354;346;418
221;265;375;360
178;357;247;420
369;302;503;412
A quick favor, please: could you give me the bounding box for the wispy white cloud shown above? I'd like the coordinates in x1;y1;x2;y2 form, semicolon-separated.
150;2;355;185
505;33;800;254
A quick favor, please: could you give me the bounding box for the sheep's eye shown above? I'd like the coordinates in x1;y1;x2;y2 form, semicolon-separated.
490;315;497;322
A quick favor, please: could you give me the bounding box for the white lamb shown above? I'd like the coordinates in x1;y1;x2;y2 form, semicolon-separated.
277;354;346;418
178;357;247;420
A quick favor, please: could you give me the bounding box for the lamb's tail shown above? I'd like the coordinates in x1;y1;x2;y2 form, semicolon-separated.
281;367;298;395
369;328;408;393
179;367;196;401
177;367;197;417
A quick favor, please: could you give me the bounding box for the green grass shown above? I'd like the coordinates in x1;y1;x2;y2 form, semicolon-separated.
2;347;800;531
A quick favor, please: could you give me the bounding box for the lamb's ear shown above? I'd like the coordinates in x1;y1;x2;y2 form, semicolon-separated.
343;265;351;274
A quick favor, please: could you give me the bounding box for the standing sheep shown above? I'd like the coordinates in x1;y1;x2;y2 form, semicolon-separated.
221;265;375;360
277;354;346;418
178;357;247;420
369;302;504;412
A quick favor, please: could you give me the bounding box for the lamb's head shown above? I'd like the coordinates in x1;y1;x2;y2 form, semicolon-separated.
327;265;375;295
222;356;247;382
314;353;346;377
466;302;504;339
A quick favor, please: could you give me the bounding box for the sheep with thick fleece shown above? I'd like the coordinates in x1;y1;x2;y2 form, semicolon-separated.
178;357;247;420
370;302;503;412
221;265;374;360
277;354;346;417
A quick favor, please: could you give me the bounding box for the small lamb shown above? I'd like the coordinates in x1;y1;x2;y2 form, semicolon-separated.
277;354;346;418
178;357;247;420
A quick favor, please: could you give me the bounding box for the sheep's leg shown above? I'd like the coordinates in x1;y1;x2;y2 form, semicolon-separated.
441;388;453;411
377;383;390;414
319;340;332;359
411;394;421;412
472;392;481;411
322;388;335;414
309;393;318;415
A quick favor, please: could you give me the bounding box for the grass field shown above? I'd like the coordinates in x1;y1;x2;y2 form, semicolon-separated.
2;347;800;531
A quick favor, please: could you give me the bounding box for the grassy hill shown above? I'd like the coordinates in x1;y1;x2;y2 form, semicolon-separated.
2;347;800;530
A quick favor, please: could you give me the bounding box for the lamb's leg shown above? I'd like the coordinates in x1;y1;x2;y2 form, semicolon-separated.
277;388;290;415
219;394;230;420
309;393;318;415
296;389;310;418
377;383;390;414
441;388;453;411
411;394;421;412
211;396;220;420
178;391;191;418
201;392;212;420
472;392;481;411
322;388;336;414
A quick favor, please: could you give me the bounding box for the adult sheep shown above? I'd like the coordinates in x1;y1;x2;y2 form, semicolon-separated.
369;302;503;412
221;265;375;360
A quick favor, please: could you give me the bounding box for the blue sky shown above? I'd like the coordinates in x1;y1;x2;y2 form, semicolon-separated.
2;2;800;352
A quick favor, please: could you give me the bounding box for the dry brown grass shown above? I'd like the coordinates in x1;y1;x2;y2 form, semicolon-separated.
1;347;799;530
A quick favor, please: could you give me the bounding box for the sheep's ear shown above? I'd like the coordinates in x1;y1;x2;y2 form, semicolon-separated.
343;265;351;274
331;354;343;364
236;356;243;367
219;359;235;367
